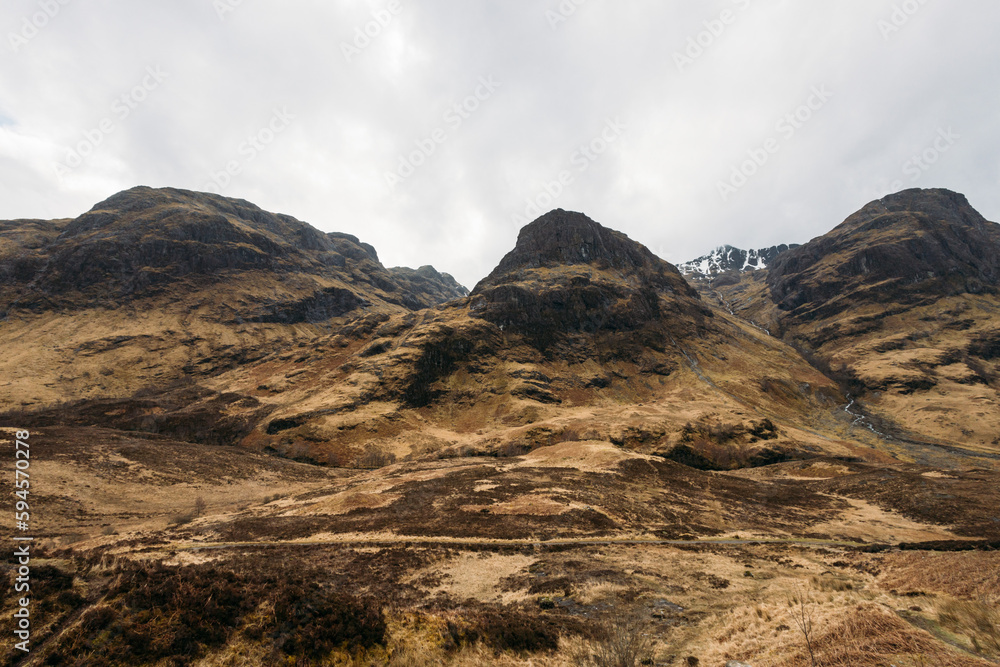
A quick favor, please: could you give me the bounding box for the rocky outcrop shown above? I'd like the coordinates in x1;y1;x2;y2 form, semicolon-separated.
767;189;1000;320
0;186;467;316
470;210;710;348
477;209;687;282
388;265;469;309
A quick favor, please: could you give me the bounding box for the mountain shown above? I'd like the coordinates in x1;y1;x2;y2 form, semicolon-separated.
5;206;858;467
3;190;1000;667
767;189;1000;318
471;209;710;347
173;209;859;468
0;186;466;409
0;186;466;316
704;188;1000;455
678;243;799;277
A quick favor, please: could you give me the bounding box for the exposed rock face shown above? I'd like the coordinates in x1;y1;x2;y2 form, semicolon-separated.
767;189;1000;320
478;209;683;281
0;187;468;410
388;265;469;309
0;218;71;287
679;244;799;277
0;186;467;317
705;188;1000;452
471;210;709;347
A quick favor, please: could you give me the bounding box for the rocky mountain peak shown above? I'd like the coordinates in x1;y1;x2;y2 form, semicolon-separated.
469;210;707;348
767;188;1000;318
0;186;467;317
476;210;666;290
853;188;991;231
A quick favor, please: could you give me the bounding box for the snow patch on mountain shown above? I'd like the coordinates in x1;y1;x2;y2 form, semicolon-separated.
679;244;799;276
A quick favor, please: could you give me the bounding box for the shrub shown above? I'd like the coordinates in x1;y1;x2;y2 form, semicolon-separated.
354;446;397;469
43;563;386;666
577;608;654;667
444;608;561;654
473;610;560;653
273;584;387;659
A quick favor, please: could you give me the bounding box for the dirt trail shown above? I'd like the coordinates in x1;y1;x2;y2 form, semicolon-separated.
168;535;869;552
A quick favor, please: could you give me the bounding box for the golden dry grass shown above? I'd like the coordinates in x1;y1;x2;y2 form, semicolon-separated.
413;552;536;604
877;552;1000;600
804;603;990;667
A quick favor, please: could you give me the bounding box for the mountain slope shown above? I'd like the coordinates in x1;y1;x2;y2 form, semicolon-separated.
0;186;466;409
170;210;869;470
1;186;466;316
707;189;1000;455
4;196;1000;667
767;189;1000;320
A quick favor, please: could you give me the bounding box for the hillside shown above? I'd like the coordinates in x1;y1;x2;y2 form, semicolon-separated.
0;186;466;409
702;188;1000;456
171;209;873;470
2;190;999;667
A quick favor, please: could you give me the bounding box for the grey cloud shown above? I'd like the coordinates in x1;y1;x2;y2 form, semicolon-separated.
1;0;998;288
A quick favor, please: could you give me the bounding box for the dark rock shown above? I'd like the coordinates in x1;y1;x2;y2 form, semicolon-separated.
388;265;469;308
767;188;1000;321
475;209;699;294
969;330;1000;360
0;186;467;316
469;210;711;350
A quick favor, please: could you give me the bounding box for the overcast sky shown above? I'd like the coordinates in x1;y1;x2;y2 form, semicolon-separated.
2;1;998;288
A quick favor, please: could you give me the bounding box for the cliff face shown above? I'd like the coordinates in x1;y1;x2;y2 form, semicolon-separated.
0;186;467;316
767;189;1000;320
0;186;467;409
471;210;709;348
478;209;690;282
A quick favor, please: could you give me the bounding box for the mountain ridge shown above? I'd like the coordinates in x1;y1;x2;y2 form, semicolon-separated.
0;186;467;409
0;185;467;316
699;188;1000;454
3;186;1000;667
767;188;1000;319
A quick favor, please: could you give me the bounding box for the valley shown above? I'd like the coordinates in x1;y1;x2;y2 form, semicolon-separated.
1;187;998;666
